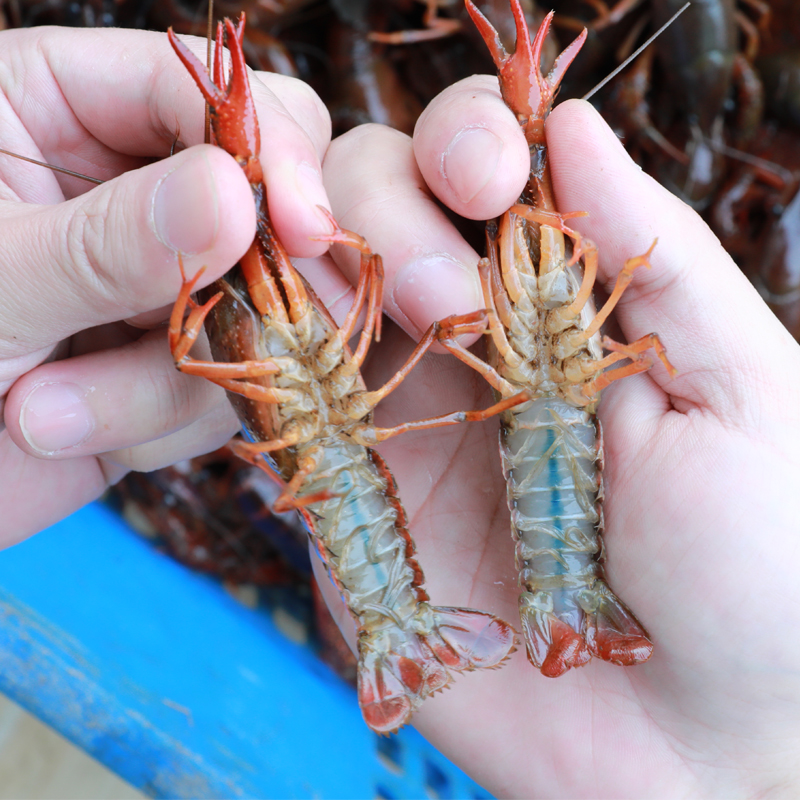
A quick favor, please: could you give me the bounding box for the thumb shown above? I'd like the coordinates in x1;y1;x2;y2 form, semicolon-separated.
0;144;254;373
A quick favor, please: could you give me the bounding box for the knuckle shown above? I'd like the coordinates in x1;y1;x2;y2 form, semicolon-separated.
154;369;198;432
105;409;235;472
289;79;332;145
328;124;411;177
133;338;208;434
62;194;126;314
254;73;331;157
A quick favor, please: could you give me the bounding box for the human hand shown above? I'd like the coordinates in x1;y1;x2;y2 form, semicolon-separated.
0;26;333;544
316;84;800;797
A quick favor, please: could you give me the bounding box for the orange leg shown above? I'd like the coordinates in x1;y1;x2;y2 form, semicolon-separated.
476;255;520;374
312;208;384;371
168;255;281;383
373;392;528;443
580;241;657;341
577;332;677;401
368;0;461;45
239;240;292;326
507;204;600;323
313;212;519;414
359;310;528;442
602;332;677;377
358;310;492;408
168;255;303;404
482;225;516;331
228;439;333;511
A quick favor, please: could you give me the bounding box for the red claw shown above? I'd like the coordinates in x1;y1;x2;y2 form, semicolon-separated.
464;0;587;143
168;15;263;185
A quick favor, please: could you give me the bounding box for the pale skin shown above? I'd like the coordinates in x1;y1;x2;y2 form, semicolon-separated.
0;26;798;800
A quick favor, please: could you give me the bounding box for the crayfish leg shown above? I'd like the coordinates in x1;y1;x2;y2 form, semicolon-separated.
507;204;600;321
354;309;524;412
583;583;654;666
368;0;461;45
603;332;677;377
168;256;286;387
229;439;335;511
168;262;222;362
311;207;385;353
573;331;677;403
578;240;657;341
371;391;528;443
239;240;293;325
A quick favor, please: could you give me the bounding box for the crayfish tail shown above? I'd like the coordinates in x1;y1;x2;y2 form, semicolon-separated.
357;629;450;734
519;595;590;677
425;606;517;672
357;606;516;733
584;583;654;666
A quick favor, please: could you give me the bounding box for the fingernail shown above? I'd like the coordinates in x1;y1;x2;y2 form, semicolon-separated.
393;255;482;336
443;127;503;204
296;162;333;234
153;152;219;254
21;383;95;455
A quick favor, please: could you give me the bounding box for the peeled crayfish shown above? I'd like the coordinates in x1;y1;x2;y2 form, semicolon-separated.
448;0;677;677
166;15;519;733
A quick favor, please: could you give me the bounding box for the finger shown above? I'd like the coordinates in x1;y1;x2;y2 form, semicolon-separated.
4;328;238;459
4;27;332;255
292;254;358;329
413;75;530;220
0;144;253;372
102;405;239;473
253;71;331;158
0;435;119;547
323;124;485;342
547;99;800;420
242;69;333;256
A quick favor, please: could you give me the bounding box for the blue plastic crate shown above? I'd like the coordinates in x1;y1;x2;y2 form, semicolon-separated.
0;502;492;799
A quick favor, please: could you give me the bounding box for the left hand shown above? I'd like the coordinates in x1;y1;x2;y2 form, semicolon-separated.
0;26;333;544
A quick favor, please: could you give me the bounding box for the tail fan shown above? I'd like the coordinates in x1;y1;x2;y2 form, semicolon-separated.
584;582;654;666
519;594;590;678
519;583;652;677
357;606;516;734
